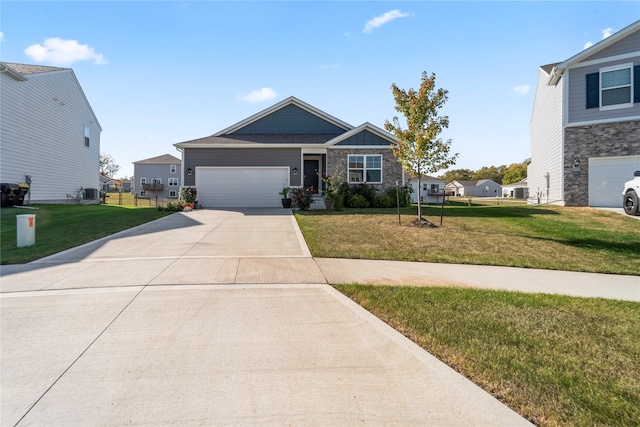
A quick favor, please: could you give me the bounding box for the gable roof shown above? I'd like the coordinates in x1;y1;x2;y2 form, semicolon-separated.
448;179;501;188
547;20;640;85
214;96;353;136
326;122;396;146
133;154;181;164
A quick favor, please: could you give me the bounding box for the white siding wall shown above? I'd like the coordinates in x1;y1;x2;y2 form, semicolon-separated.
0;70;101;202
528;68;564;203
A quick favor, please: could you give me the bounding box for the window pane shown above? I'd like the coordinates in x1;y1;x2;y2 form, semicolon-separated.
602;87;631;106
366;155;381;168
366;170;381;183
602;68;631;88
349;155;364;168
349;170;364;182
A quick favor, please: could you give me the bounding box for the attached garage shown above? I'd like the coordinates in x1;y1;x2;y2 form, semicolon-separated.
588;156;640;207
197;167;290;208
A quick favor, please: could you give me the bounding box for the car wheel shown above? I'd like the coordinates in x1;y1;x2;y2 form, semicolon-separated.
623;190;639;215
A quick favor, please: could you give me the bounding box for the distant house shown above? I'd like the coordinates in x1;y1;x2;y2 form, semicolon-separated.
529;21;640;207
100;174;115;192
173;97;403;208
120;179;132;193
133;154;181;200
0;62;102;203
405;174;447;204
502;179;529;198
447;179;502;197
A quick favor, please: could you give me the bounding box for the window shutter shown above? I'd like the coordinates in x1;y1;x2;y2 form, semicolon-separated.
634;65;640;103
586;72;599;109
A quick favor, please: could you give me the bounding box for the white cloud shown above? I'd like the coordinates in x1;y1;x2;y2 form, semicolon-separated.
363;10;410;33
0;32;5;42
24;37;107;65
237;87;277;103
583;27;615;50
513;85;530;95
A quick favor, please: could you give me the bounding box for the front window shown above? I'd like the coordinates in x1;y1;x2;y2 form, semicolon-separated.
140;178;147;185
168;178;178;186
169;190;177;198
170;165;177;173
348;154;382;184
600;64;633;110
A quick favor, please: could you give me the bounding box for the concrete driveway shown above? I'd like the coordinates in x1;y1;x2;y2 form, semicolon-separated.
0;208;530;426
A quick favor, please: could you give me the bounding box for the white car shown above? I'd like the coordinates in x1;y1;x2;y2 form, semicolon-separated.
623;171;640;216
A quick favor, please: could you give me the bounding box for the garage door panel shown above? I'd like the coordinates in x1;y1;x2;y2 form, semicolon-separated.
589;156;640;207
197;167;289;208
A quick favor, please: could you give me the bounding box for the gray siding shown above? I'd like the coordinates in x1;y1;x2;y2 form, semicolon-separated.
0;69;101;203
232;104;347;135
335;130;393;146
582;30;640;62
133;163;181;199
567;56;640;124
183;147;302;186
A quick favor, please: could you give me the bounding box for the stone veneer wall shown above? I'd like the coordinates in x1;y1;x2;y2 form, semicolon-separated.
326;148;403;193
564;120;640;206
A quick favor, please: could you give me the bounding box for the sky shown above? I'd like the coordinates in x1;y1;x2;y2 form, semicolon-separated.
1;1;638;178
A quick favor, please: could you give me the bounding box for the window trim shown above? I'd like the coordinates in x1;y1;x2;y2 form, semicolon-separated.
347;154;383;184
170;165;177;174
168;178;178;187
140;178;147;185
599;63;633;111
84;125;90;147
169;190;177;198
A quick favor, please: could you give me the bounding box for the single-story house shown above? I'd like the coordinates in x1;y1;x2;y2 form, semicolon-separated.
502;179;529;198
100;174;115;192
405;173;447;204
447;179;502;197
173;96;404;208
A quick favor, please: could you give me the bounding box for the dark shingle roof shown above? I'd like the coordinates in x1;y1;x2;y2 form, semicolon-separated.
176;134;342;146
2;62;68;75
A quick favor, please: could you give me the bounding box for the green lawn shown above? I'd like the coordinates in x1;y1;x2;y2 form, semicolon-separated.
0;204;172;264
295;204;640;275
336;284;640;426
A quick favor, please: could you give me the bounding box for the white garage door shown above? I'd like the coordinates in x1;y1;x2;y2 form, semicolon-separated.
197;167;289;208
589;156;640;207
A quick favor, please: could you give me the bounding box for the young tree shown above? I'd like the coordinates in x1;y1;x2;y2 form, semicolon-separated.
385;71;458;224
100;153;120;178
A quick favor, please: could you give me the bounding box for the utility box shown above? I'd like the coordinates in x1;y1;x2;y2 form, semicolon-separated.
17;214;36;247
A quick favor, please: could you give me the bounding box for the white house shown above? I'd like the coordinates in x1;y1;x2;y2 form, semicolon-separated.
446;179;502;197
528;20;640;207
502;179;529;198
0;62;102;203
405;174;447;204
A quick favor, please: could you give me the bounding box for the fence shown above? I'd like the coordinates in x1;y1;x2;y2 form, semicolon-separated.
103;192;173;208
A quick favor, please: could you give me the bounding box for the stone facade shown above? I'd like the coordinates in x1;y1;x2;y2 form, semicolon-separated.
564;120;640;206
326;148;402;193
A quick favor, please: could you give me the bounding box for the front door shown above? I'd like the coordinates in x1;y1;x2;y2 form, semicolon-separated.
303;159;319;192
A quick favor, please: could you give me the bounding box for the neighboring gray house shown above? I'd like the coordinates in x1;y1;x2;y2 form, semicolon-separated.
529;20;640;207
0;62;102;203
405;173;447;204
173;97;403;208
446;179;502;197
133;154;181;200
100;174;115;192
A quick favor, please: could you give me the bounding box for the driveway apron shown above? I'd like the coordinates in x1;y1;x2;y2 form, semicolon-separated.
1;208;529;426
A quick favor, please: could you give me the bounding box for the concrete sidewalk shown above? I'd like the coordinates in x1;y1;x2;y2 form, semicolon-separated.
0;209;531;426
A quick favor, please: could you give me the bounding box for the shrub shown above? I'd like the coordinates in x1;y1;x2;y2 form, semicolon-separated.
349;194;369;208
290;186;315;211
386;186;412;207
373;194;395;208
159;201;185;211
350;184;377;205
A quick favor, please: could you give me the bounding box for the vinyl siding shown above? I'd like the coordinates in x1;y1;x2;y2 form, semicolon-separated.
529;68;564;203
583;30;640;62
567;56;640;124
335;129;392;146
133;164;181;198
231;104;347;135
183;147;301;186
0;70;101;202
